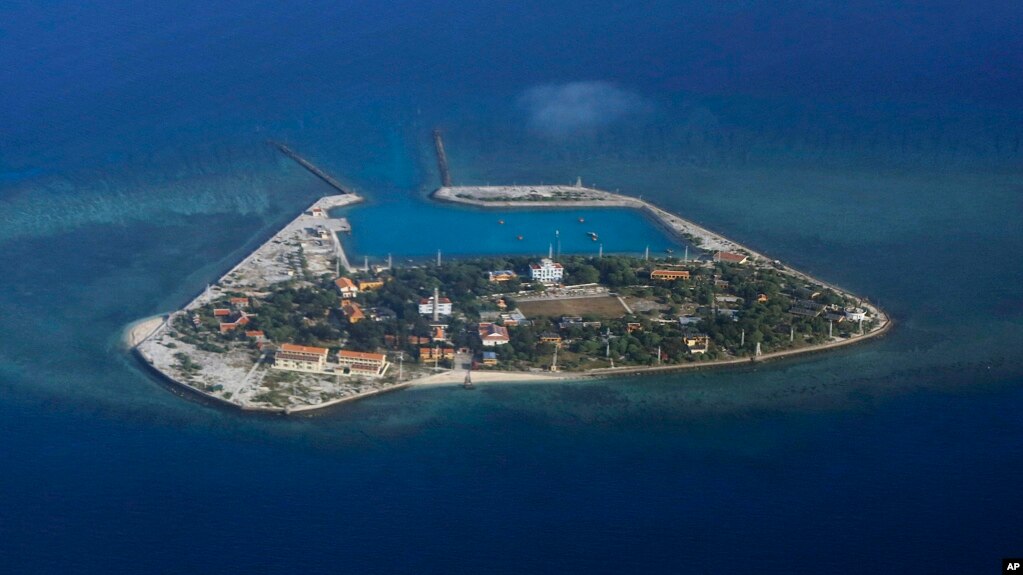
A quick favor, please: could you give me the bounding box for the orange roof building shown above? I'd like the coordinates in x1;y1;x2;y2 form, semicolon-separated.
714;251;749;264
342;301;365;323
334;277;359;298
274;343;330;372
336;349;388;377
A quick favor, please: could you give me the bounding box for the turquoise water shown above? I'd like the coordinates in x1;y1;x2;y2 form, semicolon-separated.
339;200;684;261
1;1;1022;573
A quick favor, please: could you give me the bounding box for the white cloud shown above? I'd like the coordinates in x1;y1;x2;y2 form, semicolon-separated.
520;81;651;136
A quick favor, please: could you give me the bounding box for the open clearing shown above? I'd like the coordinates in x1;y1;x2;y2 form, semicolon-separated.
517;295;627;319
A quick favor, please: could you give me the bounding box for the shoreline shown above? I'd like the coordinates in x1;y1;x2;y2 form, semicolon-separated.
128;184;890;415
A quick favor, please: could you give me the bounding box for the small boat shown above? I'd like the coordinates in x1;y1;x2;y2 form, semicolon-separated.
517;235;524;241
498;219;504;225
665;248;674;254
578;217;585;223
587;231;599;241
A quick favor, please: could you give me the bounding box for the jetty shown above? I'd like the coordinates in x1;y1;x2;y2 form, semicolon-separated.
432;129;453;187
271;141;354;195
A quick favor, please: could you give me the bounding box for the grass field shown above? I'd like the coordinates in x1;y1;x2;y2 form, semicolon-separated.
517;296;627;319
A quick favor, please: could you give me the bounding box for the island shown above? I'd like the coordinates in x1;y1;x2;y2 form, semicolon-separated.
128;142;890;414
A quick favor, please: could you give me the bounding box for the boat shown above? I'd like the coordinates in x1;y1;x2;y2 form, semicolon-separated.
517;235;524;241
578;217;585;223
587;231;599;241
665;248;674;254
498;219;504;225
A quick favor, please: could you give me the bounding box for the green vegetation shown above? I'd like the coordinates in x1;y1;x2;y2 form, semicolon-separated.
173;253;867;373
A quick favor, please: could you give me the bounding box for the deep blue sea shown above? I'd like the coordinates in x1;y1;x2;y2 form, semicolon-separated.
2;2;1022;573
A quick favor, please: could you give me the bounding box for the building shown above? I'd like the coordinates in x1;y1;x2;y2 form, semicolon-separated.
478;322;510;346
218;312;250;333
789;300;824;317
341;301;365;323
418;296;453;316
714;251;749;264
650;269;691;281
626;322;643;333
418;347;455;362
683;335;711;354
213;308;231;317
274;343;329;372
229;297;250;309
481;351;498;366
539;333;562;345
245;330;265;342
336;349;388;377
358;279;385;291
845;307;868;322
529;258;564;283
334;277;359;299
488;270;517;282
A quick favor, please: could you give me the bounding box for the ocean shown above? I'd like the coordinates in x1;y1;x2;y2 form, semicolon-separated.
1;1;1021;573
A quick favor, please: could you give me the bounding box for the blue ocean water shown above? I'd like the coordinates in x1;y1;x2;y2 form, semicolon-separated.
1;1;1021;573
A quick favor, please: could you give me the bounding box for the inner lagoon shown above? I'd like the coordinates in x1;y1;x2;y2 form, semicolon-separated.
336;198;687;261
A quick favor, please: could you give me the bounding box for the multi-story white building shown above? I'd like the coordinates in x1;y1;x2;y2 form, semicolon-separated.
336;349;388;377
529;258;563;283
274;343;330;373
418;296;453;316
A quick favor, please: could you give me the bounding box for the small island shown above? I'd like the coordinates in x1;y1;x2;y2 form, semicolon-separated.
128;143;889;414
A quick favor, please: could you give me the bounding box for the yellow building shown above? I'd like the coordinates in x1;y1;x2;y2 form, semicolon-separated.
650;269;691;281
358;279;385;291
684;335;711;354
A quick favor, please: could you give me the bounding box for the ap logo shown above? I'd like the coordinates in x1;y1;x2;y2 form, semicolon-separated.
1005;559;1023;573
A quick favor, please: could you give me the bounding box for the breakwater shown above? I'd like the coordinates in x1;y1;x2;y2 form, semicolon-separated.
432;129;453;187
271;141;354;195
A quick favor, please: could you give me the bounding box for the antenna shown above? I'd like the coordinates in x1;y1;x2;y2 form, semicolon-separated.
645;245;649;261
437;249;442;266
548;243;553;259
363;256;369;273
598;243;603;258
684;246;688;262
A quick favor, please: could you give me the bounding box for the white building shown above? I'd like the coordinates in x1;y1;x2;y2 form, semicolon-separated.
274;344;330;373
529;258;564;284
418;296;453;316
845;307;868;322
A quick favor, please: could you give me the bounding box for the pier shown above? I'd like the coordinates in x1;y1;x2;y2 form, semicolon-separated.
432;129;453;187
271;141;354;195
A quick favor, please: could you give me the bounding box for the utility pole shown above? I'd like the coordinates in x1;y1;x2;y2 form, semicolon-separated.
741;329;745;347
657;345;662;365
829;320;833;338
790;326;795;342
397;352;403;381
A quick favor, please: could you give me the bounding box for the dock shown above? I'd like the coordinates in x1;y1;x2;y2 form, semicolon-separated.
271;141;354;195
432;129;453;187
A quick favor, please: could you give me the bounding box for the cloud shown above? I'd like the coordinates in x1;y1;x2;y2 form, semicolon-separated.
520;81;651;136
